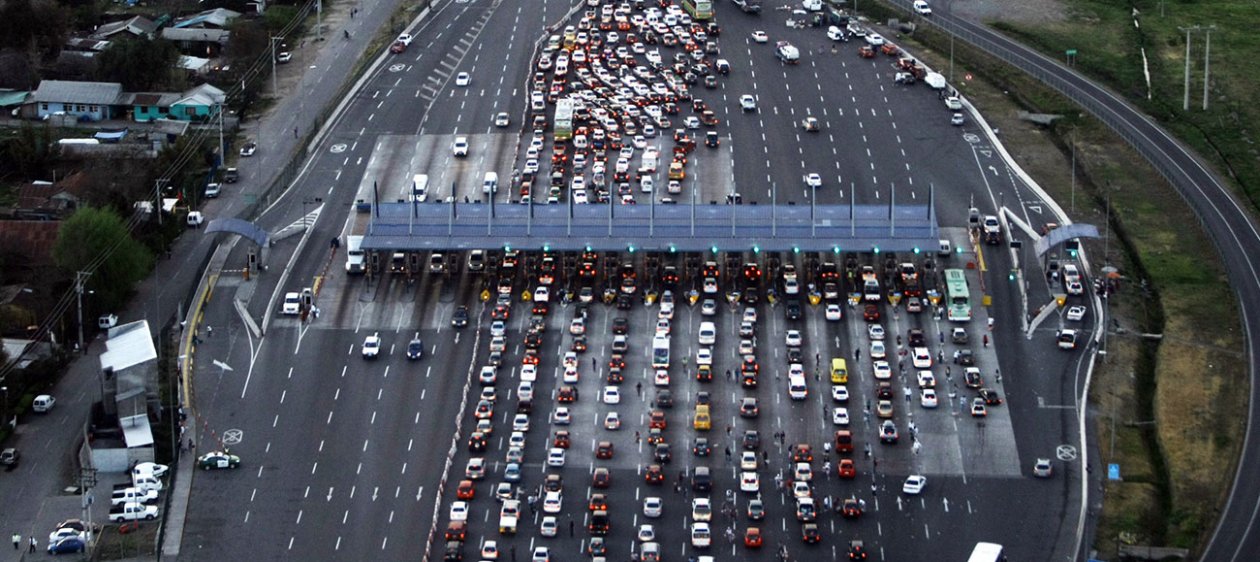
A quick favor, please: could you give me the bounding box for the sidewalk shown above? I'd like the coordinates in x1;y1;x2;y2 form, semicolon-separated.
0;1;409;561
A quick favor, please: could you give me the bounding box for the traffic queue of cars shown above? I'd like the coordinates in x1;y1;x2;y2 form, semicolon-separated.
517;0;729;206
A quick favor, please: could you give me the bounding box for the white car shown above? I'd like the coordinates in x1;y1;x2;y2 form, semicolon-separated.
692;498;712;521
517;381;534;400
532;546;550;562
870;341;887;360
361;334;381;358
917;371;936;388
540;515;558;536
825;303;842;321
865;33;886;46
792;481;812;499
804;173;822;188
452;136;469;157
604;411;621;430
396;33;414;46
920;388;939;408
751;31;768;43
951;112;965;126
703;277;719;293
466;458;486;479
739;339;756;356
603;386;621;404
740;472;760;493
832;407;850;426
547;447;566;467
552;407;571;424
449;501;469;521
903;474;927;495
794;463;813;482
912;347;932;368
945;96;962;110
785;330;802;347
831;385;849;402
534;286;550;302
563;366;579;384
691;522;711;547
508;431;526;448
655;319;671;335
644;497;663;518
494;112;510;127
455;72;471;86
739;95;757;111
696;347;713;366
786;278;801;295
282;292;301;314
740;451;758;471
873;360;892;379
654;370;670;386
490;320;506;337
521;364;537;382
913;0;932;15
481;541;499;559
868;324;886;340
513;414;530;431
1066;305;1087;321
632;525;655;545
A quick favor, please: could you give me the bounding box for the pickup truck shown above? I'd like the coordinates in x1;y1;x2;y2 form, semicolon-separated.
109;502;159;523
111;487;159;506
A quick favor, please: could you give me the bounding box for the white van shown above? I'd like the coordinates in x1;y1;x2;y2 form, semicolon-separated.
131;474;164;493
788;375;808;400
698;321;716;345
483;172;499;194
32;395;55;413
411;174;429;202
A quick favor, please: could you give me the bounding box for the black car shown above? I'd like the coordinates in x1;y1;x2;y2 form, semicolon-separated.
617;294;634;309
444;540;464;561
451;306;469;328
693;438;711;457
406;338;424;360
705;131;719;147
612;317;629;335
742;430;760;450
956;349;976;366
743;288;758;304
787;347;803;364
656;390;674;408
696;391;710;405
654;443;672;463
747;499;765;520
785;300;802;321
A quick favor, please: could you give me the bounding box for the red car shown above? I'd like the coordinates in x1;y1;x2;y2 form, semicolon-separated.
744;527;763;548
596;441;614;459
645;464;664;484
838;459;856;479
456;480;475;500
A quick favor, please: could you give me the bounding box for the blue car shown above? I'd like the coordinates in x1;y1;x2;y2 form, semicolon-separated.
48;537;85;555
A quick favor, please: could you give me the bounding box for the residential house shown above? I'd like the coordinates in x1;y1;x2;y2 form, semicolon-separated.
124;83;224;122
90;15;158;41
171;7;241;29
32;80;123;121
162;27;231;58
95;319;159;472
11;173;91;220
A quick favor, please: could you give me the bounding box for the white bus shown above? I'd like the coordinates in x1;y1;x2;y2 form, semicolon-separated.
967;542;1005;562
651;336;670;368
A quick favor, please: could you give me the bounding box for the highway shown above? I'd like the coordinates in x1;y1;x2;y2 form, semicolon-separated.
177;1;1095;561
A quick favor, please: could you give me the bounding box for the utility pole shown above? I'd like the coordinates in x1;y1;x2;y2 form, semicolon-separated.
154;180;164;225
79;467;98;557
75;271;91;354
270;36;283;94
1070;127;1076;214
1202;26;1214;110
1179;26;1199;112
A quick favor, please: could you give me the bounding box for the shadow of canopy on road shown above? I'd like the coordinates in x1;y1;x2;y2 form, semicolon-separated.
360;200;940;253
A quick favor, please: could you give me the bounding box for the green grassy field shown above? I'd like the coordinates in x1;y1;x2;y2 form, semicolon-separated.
994;0;1260;209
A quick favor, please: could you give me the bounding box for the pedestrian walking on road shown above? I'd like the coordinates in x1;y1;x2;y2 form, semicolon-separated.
28;537;36;553
854;348;861;363
12;533;19;550
188;438;195;452
569;520;574;537
635;431;641;444
983;334;989;347
939;331;945;344
636;381;643;397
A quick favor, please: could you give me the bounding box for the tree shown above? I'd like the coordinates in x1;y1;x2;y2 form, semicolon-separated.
52;207;153;312
95;36;183;91
0;123;59;178
0;0;68;61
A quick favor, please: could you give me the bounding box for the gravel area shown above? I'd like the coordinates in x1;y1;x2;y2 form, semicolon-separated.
939;0;1067;24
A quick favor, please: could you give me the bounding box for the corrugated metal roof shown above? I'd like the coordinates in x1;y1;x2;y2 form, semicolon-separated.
162;28;230;43
0;90;28;106
33;80;124;105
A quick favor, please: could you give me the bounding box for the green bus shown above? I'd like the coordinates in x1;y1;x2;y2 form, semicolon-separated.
682;0;714;20
944;269;971;322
